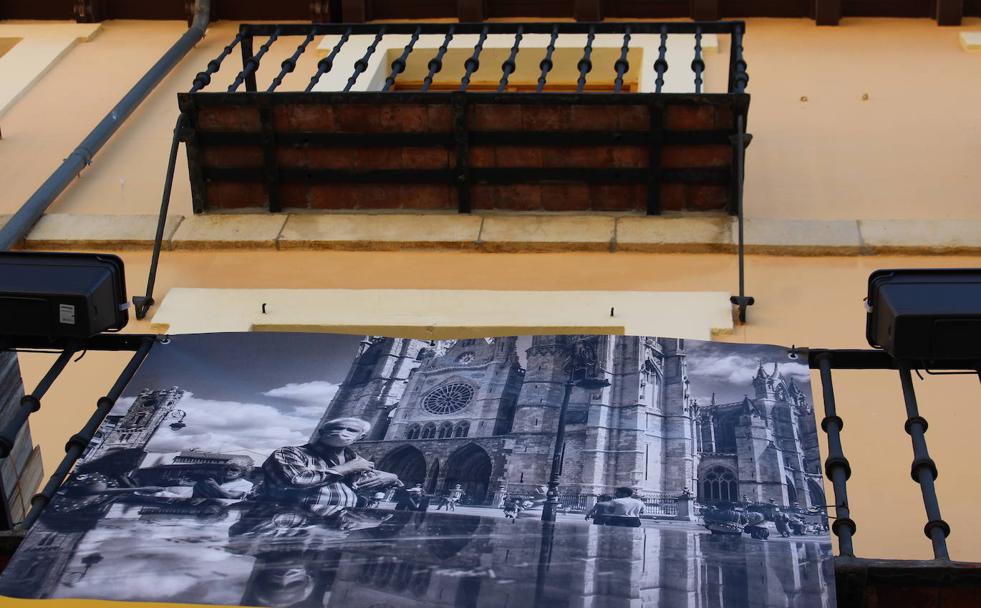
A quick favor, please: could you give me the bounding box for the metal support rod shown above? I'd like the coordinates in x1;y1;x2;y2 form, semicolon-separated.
421;27;455;92
497;27;524;92
460;26;489;92
134;114;186;320
345;28;387;92
268;33;316;92
817;354;856;557
229;28;281;92
23;339;155;530
383;27;421;92
0;0;211;251
613;28;631;93
576;26;596;93
729;114;754;322
898;366;951;560
654;26;668;93
536;26;560;92
0;349;75;459
692;27;705;94
542;378;575;522
305;28;352;92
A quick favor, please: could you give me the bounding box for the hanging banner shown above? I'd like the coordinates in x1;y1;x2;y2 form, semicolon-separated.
0;332;836;607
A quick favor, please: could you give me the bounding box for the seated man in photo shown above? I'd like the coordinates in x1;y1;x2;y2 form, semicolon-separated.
605;487;645;528
252;417;401;516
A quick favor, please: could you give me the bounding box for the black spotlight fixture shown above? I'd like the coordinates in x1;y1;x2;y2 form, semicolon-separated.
0;252;129;339
866;269;981;361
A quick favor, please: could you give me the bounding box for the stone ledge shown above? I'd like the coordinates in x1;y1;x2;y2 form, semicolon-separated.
859;219;981;254
478;215;615;252
279;214;482;251
740;218;862;255
171;214;286;250
616;215;732;253
22;214;184;250
961;32;981;52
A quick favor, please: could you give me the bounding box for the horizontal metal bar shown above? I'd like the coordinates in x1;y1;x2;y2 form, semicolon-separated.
195;129;735;148
202;166;730;184
808;349;980;371
238;22;747;38
0;334;158;353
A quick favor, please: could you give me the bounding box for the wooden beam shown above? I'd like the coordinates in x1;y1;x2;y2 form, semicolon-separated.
814;0;842;25
690;0;720;21
936;0;963;25
574;0;603;21
458;0;485;21
341;0;368;22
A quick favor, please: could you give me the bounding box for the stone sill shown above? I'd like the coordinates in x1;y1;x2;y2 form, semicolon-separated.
6;213;981;255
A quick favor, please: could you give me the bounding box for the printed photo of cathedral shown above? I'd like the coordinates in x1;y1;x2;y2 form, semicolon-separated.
317;335;824;512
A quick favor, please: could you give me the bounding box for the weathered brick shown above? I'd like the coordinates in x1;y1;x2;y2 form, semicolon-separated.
660;183;686;211
541;184;590;211
469;147;495;168
307;185;358;210
612;146;648;168
543;146;601;168
715;105;735;129
277;148;356;170
867;585;939;608
617;105;649;130
334;105;380;132
355;147;402;169
272;105;334;132
521;106;571;131
200;146;263;168
279;184;310;209
570;105;619;130
665;105;716;130
402;147;451;169
400;185;456;210
470;105;522;131
470;185;496;209
398;104;431;133
354;184;401;209
197;106;261;132
495;146;544;168
590;184;643;211
492;184;543;211
205;182;266;209
661;145;733;168
686;184;729;211
427;105;454;131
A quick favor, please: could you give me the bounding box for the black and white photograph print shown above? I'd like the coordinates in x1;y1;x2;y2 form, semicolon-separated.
0;332;836;608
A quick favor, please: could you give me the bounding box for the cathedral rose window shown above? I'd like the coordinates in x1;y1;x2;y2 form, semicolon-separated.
456;352;475;364
422;383;475;415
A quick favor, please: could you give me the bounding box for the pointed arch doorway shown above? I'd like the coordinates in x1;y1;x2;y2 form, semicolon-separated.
378;446;427;488
444;444;492;505
426;460;440;494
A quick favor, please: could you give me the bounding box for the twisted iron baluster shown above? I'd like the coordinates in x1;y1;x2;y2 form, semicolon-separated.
460;26;490;92
691;26;705;94
228;28;281;92
730;23;749;93
536;25;560;93
654;26;669;93
899;366;951;560
267;33;316;92
383;27;421;92
190;32;243;93
576;26;596;93
305;28;352;92
497;27;524;92
345;27;387;92
613;27;631;93
817;354;857;558
422;27;455;92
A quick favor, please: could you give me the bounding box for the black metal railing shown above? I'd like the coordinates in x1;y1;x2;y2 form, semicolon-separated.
188;22;749;95
807;348;971;562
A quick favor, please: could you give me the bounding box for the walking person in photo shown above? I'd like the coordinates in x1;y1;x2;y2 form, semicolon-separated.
605;487;645;528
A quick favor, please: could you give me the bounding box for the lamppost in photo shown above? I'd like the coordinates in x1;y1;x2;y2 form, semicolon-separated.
541;336;611;523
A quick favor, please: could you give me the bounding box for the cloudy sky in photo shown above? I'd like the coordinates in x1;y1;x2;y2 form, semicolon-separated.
113;332;362;460
685;339;813;407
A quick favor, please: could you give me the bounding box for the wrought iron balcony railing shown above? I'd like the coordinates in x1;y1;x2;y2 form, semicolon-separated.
177;21;749;216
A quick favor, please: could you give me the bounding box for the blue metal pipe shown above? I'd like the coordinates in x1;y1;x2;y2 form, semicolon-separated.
0;0;211;251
